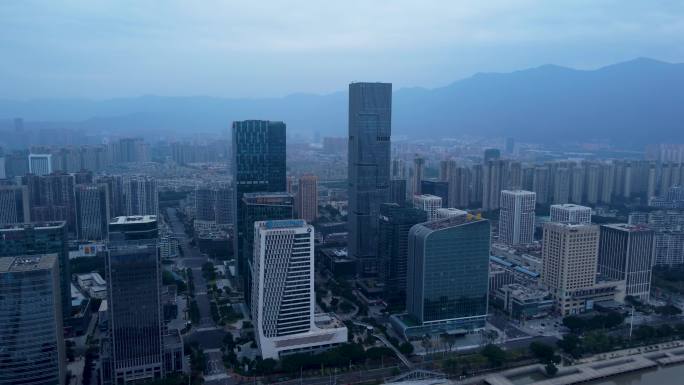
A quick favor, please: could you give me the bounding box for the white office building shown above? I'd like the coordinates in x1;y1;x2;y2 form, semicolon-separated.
413;194;443;221
29;153;53;176
251;220;347;360
499;190;536;246
550;204;592;224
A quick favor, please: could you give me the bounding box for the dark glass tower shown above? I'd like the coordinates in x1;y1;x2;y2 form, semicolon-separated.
348;82;392;277
240;192;294;307
378;203;427;310
0;222;70;322
232;120;286;281
406;216;490;329
105;215;163;383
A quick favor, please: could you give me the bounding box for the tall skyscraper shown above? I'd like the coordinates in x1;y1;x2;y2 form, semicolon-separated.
240;192;295;305
482;160;505;211
598;224;655;301
542;222;601;316
413;194;443;221
570;166;584;203
499;190;536;246
98;175;126;218
0;254;66;385
378;203;427;309
195;185;217;222
533;166;550;205
105;216;163;383
553;167;570;204
0;185;30;224
448;166;471;208
123;176;158;216
232;120;287;281
23;172;76;231
550;203;592;224
251;220;347;359
399;215;490;338
75;184;110;241
0;222;70;321
389;179;407;206
28;153;53;176
412;156;425;196
347;82;392;277
296;174;318;223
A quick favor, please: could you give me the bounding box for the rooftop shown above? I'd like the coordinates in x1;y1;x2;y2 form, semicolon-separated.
0;254;57;273
421;213;486;230
0;221;66;231
551;203;591;210
258;219;308;230
602;223;653;232
110;215;157;224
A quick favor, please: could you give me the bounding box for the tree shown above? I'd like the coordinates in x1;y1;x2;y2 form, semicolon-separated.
529;342;555;362
655;304;682;317
545;362;558;377
481;344;507;367
441;333;459;354
255;358;277;374
399;342;414;355
557;334;581;357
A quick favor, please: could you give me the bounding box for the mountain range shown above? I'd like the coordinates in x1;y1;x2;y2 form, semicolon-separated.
0;58;682;146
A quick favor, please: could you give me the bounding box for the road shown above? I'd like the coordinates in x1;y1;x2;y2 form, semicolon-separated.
166;207;233;385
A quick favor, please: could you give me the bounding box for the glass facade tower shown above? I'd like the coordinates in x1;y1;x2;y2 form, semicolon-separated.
347;82;392;277
0;254;66;385
406;216;490;327
232;120;287;282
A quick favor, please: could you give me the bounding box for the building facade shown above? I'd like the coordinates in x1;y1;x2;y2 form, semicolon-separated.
75;183;110;241
28;153;53;176
0;254;66;385
0;185;30;224
0;222;70;321
550;203;592;224
499;190;536;246
104;216;164;384
251;220;347;359
413;194;443;221
377;203;427;309
296;174;318;223
598;224;655;301
232;120;287;281
347;82;392;277
123;176;158;216
393;215;490;339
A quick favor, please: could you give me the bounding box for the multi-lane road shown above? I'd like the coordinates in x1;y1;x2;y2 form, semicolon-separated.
166;208;234;385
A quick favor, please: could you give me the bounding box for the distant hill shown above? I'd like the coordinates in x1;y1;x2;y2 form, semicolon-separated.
1;58;682;146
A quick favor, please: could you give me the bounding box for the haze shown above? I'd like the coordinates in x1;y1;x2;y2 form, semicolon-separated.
1;0;683;99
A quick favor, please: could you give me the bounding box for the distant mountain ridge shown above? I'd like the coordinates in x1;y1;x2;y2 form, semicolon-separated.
1;58;682;145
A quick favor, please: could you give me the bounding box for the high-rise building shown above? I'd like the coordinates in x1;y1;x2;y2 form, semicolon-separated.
23;172;76;231
251;220;347;359
123;176;158;216
98;175;126;218
533;166;550;205
570;166;584;203
347;82;392;277
413;194;443;221
378;203;427;309
232;120;287;281
0;185;30;224
553;167;570;204
412;156;425;196
75;184;110;241
542;223;603;315
448;166;470;208
105;215;164;383
296;174;318;223
421;180;449;205
240;192;295;306
389;179;407;206
0;222;70;321
482;160;505;211
396;215;490;338
29;153;53;176
195;186;217;222
0;254;66;385
598;224;655;301
214;183;234;225
499;190;536;246
550;203;592;224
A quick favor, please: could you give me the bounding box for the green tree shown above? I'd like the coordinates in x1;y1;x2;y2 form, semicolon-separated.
399;342;414;355
481;344;507;367
545;362;558;377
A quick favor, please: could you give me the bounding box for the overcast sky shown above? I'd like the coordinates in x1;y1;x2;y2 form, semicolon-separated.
1;0;683;99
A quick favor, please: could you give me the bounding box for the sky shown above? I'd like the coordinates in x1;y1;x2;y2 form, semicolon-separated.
1;0;683;99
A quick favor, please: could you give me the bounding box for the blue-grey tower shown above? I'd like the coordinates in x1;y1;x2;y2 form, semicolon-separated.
232;120;286;282
348;82;392;276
